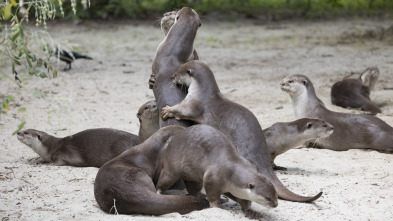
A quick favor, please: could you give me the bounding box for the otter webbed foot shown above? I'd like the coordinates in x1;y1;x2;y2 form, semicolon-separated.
161;105;175;120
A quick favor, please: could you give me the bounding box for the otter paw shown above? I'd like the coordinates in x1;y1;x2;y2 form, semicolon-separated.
148;73;156;89
161;106;174;120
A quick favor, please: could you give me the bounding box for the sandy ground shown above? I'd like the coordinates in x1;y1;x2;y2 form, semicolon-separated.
1;18;393;220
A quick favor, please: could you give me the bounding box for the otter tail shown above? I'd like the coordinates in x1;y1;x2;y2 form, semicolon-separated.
147;193;209;215
269;172;322;202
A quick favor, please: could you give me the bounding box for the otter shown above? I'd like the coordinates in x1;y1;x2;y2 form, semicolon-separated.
331;67;381;114
263;118;334;170
148;10;199;89
137;100;160;142
151;7;201;128
281;74;393;152
94;126;209;215
161;60;322;202
17;100;159;167
156;124;278;212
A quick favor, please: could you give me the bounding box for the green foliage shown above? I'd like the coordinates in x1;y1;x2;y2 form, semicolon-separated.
57;0;393;19
0;1;88;133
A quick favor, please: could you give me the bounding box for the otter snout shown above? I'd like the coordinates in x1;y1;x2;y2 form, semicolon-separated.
322;122;334;132
163;11;176;17
267;197;278;208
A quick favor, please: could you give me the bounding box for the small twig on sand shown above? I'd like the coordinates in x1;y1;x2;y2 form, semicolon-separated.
109;199;119;215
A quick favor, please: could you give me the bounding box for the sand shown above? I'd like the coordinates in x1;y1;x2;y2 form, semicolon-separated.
1;18;393;220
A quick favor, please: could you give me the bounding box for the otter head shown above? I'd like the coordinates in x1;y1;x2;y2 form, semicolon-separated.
229;169;278;208
17;129;52;162
137;100;159;123
172;66;193;87
298;118;334;140
137;100;160;142
175;7;202;28
161;10;177;36
280;74;312;98
234;174;278;208
359;67;379;91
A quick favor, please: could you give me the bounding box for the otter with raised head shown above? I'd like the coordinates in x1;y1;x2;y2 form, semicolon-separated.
137;100;160;142
281;74;393;152
156;124;278;212
148;10;199;89
161;60;322;202
160;10;199;60
264;118;334;170
94;126;209;215
17;100;159;167
151;7;201;128
331;67;381;114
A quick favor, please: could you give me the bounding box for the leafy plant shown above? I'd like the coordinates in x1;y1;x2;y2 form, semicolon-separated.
0;0;89;134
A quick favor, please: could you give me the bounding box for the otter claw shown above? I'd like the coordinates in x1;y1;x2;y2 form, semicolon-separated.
148;73;156;89
161;106;173;120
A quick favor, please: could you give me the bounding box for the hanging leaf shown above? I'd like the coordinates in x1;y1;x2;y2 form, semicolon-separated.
12;120;26;135
53;69;58;78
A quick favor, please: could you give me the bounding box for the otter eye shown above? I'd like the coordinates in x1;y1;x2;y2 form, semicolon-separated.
145;106;149;110
266;197;272;202
322;124;327;127
302;80;308;85
24;131;28;135
248;183;255;189
186;69;192;75
152;105;156;108
288;80;294;83
307;123;313;128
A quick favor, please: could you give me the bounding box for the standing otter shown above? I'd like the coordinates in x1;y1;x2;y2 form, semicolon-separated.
17;100;159;167
156;124;278;212
281;74;393;152
263;118;334;170
148;10;199;89
331;67;381;114
94;126;209;215
151;7;201;128
161;60;322;202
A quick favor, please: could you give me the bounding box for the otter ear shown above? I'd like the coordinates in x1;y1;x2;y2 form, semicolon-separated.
248;183;255;189
186;69;193;76
307;123;313;128
37;134;42;141
176;15;180;21
302;79;308;86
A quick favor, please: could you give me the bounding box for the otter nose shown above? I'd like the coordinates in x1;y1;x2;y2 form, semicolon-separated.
268;198;278;208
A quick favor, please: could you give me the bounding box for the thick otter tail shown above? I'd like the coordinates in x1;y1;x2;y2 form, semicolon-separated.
269;172;322;202
145;193;209;215
94;166;208;215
